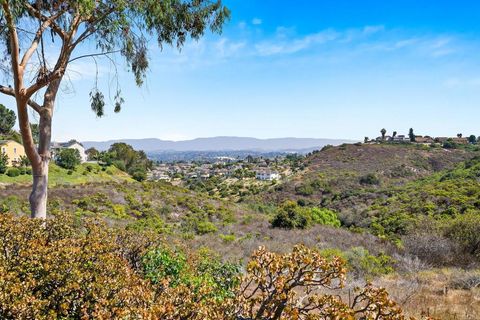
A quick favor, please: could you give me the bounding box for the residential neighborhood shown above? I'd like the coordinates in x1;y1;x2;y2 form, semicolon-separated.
367;130;472;146
148;156;284;183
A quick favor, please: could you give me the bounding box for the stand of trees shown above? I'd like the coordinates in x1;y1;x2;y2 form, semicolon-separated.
90;143;153;181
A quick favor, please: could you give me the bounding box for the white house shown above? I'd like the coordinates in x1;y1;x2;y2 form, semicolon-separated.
51;140;88;163
256;170;280;181
392;135;410;142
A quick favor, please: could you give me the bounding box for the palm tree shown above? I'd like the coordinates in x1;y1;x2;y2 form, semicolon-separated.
380;128;387;140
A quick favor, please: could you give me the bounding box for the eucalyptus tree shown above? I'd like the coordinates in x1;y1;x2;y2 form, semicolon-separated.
0;0;230;218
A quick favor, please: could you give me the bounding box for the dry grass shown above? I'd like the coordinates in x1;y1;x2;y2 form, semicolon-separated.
377;270;480;319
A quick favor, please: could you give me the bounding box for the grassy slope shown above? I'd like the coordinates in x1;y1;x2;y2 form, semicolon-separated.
0;163;132;186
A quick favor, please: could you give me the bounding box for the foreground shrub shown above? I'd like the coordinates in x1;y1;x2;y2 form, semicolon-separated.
236;245;405;319
0;215;152;319
0;214;416;319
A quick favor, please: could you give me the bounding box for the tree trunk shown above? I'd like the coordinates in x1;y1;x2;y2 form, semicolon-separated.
29;99;54;219
30;160;49;219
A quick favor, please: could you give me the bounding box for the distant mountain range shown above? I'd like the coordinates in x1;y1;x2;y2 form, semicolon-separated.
82;136;355;153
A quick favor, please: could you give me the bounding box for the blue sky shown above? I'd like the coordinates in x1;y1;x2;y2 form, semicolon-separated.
3;0;480;141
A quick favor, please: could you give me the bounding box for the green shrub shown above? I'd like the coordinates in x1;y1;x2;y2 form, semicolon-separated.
310;207;341;227
18;166;26;175
112;160;127;172
143;248;187;286
442;139;457;149
132;169;147;182
195;220;218;234
445;213;480;256
295;183;314;196
219;234;236;243
142;247;241;299
6;167;20;177
0;153;8;174
128;216;170;234
271;201;310;229
359;173;380;185
55;148;81;169
344;247;394;279
321;247;394;279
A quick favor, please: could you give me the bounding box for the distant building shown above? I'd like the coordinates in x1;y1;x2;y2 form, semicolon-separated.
0;140;25;166
51;140;88;163
256;170;280;181
452;137;468;145
392;135;410;142
414;136;434;144
434;137;469;145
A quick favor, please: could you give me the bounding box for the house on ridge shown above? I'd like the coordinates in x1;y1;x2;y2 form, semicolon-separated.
51;140;88;163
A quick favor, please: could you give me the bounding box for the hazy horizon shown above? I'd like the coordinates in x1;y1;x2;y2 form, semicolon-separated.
80;135;357;143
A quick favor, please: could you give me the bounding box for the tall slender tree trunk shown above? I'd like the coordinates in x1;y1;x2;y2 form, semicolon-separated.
28;95;55;219
30;159;49;219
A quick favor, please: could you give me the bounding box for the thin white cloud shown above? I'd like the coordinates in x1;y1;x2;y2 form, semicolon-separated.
363;25;385;35
215;38;246;58
150;25;471;69
255;29;338;56
66;60;108;82
252;18;262;25
443;77;480;88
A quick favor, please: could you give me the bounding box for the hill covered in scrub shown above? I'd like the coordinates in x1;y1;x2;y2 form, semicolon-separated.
264;143;477;203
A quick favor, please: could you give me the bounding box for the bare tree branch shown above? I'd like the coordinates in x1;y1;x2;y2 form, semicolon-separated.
68;50;121;64
24;3;67;40
20;20;51;68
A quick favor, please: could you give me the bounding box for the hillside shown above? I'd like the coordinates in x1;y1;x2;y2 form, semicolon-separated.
2;143;480;318
0;163;132;187
262;143;477;205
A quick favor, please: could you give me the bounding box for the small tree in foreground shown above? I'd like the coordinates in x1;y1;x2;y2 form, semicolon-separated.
0;1;230;218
